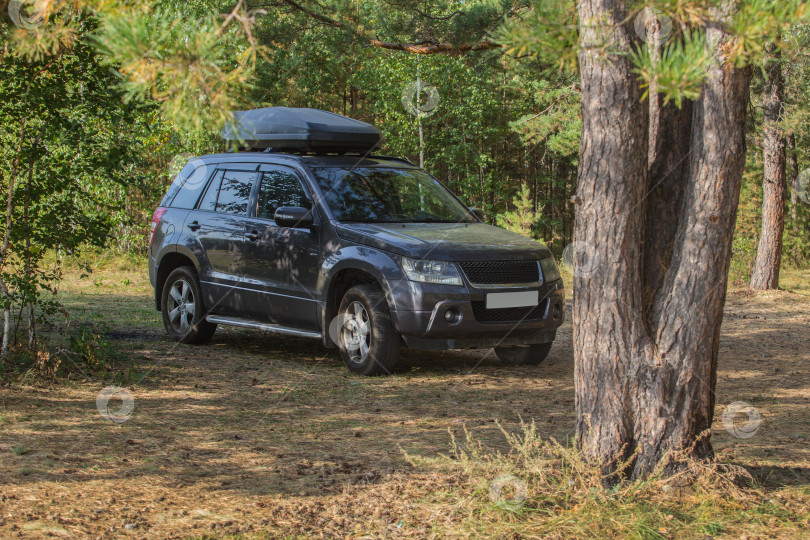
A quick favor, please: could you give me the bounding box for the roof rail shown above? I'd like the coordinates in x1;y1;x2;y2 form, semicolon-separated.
225;148;418;165
368;155;416;166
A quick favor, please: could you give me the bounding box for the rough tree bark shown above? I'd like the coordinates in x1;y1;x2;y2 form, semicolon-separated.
750;45;786;290
574;0;752;481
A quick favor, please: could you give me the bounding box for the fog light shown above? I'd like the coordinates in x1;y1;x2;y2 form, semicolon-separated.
444;309;457;323
552;304;562;320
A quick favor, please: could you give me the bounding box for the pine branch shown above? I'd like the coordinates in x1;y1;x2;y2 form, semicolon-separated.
269;0;503;55
368;39;502;54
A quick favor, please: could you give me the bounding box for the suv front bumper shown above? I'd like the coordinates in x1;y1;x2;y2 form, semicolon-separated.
391;279;565;349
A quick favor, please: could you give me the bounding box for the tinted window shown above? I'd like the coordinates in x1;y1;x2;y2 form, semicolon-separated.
160;162;195;207
170;165;215;209
198;171;222;212
312;167;475;223
257;169;311;219
216;171;256;215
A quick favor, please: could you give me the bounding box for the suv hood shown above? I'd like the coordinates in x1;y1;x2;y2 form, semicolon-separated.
335;222;551;261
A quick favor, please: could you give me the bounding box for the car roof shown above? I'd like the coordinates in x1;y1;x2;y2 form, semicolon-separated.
193;153;417;169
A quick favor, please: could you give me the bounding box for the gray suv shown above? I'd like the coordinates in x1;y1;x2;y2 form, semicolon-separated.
148;108;564;375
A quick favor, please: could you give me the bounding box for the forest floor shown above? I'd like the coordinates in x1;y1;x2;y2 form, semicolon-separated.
0;254;809;538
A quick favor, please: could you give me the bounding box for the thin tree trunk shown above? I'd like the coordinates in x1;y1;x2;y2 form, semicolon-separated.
418;119;424;168
575;0;751;481
24;162;35;348
751;45;786;290
0;119;28;360
787;133;798;231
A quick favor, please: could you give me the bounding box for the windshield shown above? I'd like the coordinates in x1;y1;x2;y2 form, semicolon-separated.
312;167;476;223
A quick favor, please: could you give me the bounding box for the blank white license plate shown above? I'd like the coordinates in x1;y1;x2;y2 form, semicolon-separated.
486;291;538;309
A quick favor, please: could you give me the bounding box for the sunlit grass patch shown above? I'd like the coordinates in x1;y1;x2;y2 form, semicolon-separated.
780;267;810;296
405;421;810;538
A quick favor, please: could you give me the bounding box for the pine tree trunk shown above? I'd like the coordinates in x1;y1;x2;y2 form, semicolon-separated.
575;0;751;481
751;45;786;290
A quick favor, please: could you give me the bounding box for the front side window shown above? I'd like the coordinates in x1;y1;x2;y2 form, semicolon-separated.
312;167;475;223
257;169;311;220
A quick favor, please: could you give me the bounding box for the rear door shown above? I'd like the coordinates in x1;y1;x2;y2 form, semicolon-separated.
183;165;258;315
241;165;320;329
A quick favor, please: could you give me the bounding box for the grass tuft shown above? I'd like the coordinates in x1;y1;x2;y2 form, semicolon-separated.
405;420;810;538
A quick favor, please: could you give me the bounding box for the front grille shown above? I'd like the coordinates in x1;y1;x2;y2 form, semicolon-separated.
471;299;548;324
457;260;540;286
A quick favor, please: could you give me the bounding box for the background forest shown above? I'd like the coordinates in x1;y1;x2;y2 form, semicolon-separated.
0;0;809;354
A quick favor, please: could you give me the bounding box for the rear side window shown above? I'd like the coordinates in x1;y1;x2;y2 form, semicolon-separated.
160;162;195;207
170;165;215;209
198;170;256;215
257;169;311;219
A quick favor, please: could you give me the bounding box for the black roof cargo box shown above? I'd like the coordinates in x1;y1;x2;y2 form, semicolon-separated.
222;107;383;153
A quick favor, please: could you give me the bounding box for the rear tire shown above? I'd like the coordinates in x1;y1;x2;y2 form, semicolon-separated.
495;342;553;366
161;266;217;344
337;284;400;376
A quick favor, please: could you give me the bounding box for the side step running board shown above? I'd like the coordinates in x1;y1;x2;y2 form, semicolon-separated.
206;315;322;340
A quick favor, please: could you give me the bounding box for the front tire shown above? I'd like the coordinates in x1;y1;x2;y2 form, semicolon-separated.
161;266;217;344
337;284;400;376
495;342;553;366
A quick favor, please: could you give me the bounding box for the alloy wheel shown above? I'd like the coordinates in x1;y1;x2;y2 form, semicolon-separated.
167;279;196;333
341;301;371;362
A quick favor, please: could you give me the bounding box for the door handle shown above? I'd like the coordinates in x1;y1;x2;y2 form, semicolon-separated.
187;221;201;231
245;230;260;241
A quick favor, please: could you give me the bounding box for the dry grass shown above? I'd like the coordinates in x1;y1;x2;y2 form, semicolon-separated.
405;422;810;538
0;258;808;538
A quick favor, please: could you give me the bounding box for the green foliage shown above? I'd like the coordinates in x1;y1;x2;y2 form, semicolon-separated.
0;324;113;379
0;17;173;358
496;0;579;73
727;0;808;65
510;77;580;159
631;29;711;108
496;184;541;237
92;4;255;132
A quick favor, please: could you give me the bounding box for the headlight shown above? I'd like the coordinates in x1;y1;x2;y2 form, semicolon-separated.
401;257;463;286
540;256;561;283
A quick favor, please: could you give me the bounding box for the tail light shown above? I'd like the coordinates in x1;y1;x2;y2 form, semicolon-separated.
149;207;168;246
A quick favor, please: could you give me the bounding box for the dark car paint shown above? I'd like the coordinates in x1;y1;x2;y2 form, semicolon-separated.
149;152;565;350
334;222;552;261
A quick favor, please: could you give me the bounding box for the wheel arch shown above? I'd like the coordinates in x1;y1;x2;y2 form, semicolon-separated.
322;267;384;347
154;250;198;310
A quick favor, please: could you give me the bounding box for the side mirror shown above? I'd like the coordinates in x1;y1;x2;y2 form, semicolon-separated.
470;207;486;222
274;206;314;228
